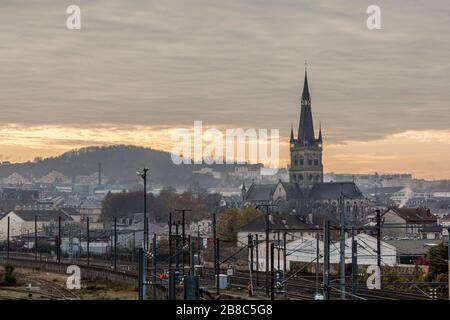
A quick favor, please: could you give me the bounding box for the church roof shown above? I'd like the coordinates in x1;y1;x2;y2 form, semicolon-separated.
244;182;364;203
278;182;304;200
238;213;310;232
244;184;276;202
308;182;365;201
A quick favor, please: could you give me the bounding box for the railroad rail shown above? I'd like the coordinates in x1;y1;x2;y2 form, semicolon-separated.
0;252;438;300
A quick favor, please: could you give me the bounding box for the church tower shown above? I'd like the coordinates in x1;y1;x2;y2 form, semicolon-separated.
289;65;323;189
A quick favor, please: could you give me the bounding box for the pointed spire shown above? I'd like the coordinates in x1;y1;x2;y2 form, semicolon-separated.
302;60;310;102
290;123;294;142
318;123;323;143
298;61;315;144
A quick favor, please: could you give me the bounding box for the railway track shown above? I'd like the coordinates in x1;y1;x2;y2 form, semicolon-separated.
0;252;437;300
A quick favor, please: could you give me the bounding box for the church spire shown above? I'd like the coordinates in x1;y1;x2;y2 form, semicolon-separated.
318;123;323;143
298;62;315;144
302;61;311;102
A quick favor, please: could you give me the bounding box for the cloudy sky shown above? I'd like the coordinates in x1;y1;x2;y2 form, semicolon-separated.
0;0;449;178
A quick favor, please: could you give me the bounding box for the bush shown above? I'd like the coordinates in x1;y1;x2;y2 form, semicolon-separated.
1;263;17;286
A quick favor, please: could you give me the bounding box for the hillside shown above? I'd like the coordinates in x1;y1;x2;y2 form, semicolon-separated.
0;145;262;187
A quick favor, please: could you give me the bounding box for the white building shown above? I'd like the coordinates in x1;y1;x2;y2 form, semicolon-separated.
251;233;397;271
0;209;73;240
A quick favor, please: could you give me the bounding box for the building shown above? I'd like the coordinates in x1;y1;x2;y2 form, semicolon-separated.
78;201;103;229
289;67;323;189
252;233;397;271
439;215;450;236
385;239;442;265
237;213;313;248
0;209;73;240
382;207;438;239
242;67;368;224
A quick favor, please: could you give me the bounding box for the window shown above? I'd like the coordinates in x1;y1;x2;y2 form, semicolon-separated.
299;156;304;166
309;175;313;181
314;159;319;166
299;174;303;180
308;159;313;166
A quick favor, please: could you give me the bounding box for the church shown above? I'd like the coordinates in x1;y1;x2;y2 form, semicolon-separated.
242;66;368;224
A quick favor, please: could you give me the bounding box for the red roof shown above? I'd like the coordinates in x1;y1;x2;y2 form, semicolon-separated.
391;207;437;224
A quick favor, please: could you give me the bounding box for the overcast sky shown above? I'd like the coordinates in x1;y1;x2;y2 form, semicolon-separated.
0;0;449;178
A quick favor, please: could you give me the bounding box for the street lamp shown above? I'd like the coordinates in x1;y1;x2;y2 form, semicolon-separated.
137;168;149;300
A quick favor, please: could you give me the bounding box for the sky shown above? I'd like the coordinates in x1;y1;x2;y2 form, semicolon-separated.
0;0;449;179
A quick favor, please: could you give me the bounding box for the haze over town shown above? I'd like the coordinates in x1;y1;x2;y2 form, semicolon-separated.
1;0;450;179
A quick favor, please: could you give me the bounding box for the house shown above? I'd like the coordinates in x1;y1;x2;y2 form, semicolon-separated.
420;225;442;240
439;215;450;236
78;201;103;229
362;186;412;206
0;209;73;240
237;213;313;248
385;239;442;265
382;207;438;239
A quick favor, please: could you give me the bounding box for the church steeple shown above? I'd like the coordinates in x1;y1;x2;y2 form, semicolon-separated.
301;63;311;102
290;62;323;189
298;63;315;145
318;123;323;143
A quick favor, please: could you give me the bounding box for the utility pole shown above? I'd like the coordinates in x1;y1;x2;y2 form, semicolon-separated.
78;229;82;260
270;242;275;300
257;204;277;297
138;168;149;300
255;234;260;287
188;235;192;273
190;235;195;275
175;209;192;277
216;237;220;296
376;209;382;288
168;212;172;271
114;217;117;271
448;227;450;300
323;219;330;300
7;216;10;259
266;210;269;297
152;233;157;300
277;232;280;270
283;232;287;299
351;227;358;300
212;210;217;287
138;247;144;300
315;230;320;295
58;216;61;263
248;233;254;297
34;215;38;260
87;217;90;266
175;222;180;271
339;193;346;300
197;224;201;263
182;212;185;277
